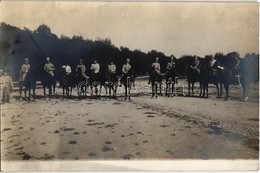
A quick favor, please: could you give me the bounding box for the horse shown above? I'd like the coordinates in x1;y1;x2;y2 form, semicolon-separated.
199;61;222;99
88;70;104;99
186;66;201;97
41;70;56;99
149;69;161;98
165;67;178;97
105;71;119;99
121;70;135;101
59;67;74;99
19;67;37;101
75;67;89;100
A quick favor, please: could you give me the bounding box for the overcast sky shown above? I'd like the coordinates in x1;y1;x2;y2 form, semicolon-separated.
0;1;258;58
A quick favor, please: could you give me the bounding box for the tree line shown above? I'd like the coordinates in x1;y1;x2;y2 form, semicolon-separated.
0;22;259;82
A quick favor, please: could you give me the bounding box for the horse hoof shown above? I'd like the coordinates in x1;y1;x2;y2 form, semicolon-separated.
244;97;248;102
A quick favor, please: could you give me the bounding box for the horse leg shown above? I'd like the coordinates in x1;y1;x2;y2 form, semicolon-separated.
32;86;36;100
114;86;117;99
49;86;52;99
151;83;154;98
159;83;162;95
128;85;131;101
206;83;209;98
188;82;191;96
53;85;56;99
191;83;194;96
219;82;223;99
28;88;31;101
24;89;27;101
224;82;229;101
171;83;175;97
199;82;202;97
43;86;46;100
19;83;23;100
124;86;127;100
216;83;219;98
155;83;158;98
166;82;168;97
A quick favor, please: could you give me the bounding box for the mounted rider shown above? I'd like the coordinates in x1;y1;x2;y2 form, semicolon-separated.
62;63;72;75
190;56;200;73
107;61;116;74
148;57;160;84
20;58;31;81
166;56;178;81
44;57;55;77
90;60;100;82
121;58;134;85
76;59;88;79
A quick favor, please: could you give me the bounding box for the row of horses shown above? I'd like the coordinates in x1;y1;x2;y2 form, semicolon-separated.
187;57;251;101
19;59;252;102
19;66;135;101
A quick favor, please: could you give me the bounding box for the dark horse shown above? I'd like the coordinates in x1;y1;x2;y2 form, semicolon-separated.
199;61;222;98
149;69;161;98
187;66;201;96
165;67;178;97
89;70;104;99
75;67;89;100
59;67;74;99
121;70;135;101
19;67;37;101
105;71;119;99
41;70;56;99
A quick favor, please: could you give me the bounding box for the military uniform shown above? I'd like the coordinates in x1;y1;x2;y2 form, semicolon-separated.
122;63;131;74
44;63;55;76
20;64;30;81
76;64;88;78
0;74;13;103
108;64;116;74
91;63;100;73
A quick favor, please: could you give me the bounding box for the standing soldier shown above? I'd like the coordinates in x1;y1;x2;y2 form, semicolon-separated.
0;69;13;104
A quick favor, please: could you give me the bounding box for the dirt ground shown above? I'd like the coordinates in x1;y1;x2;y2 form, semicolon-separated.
1;79;259;162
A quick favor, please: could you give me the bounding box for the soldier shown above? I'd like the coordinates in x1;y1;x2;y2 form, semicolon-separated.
62;63;72;75
0;69;13;104
44;57;55;76
122;58;132;75
91;60;100;74
20;58;30;81
76;59;88;79
148;57;161;84
190;56;200;73
167;56;176;72
107;61;116;74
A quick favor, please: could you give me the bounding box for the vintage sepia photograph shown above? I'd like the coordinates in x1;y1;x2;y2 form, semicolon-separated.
0;1;259;171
